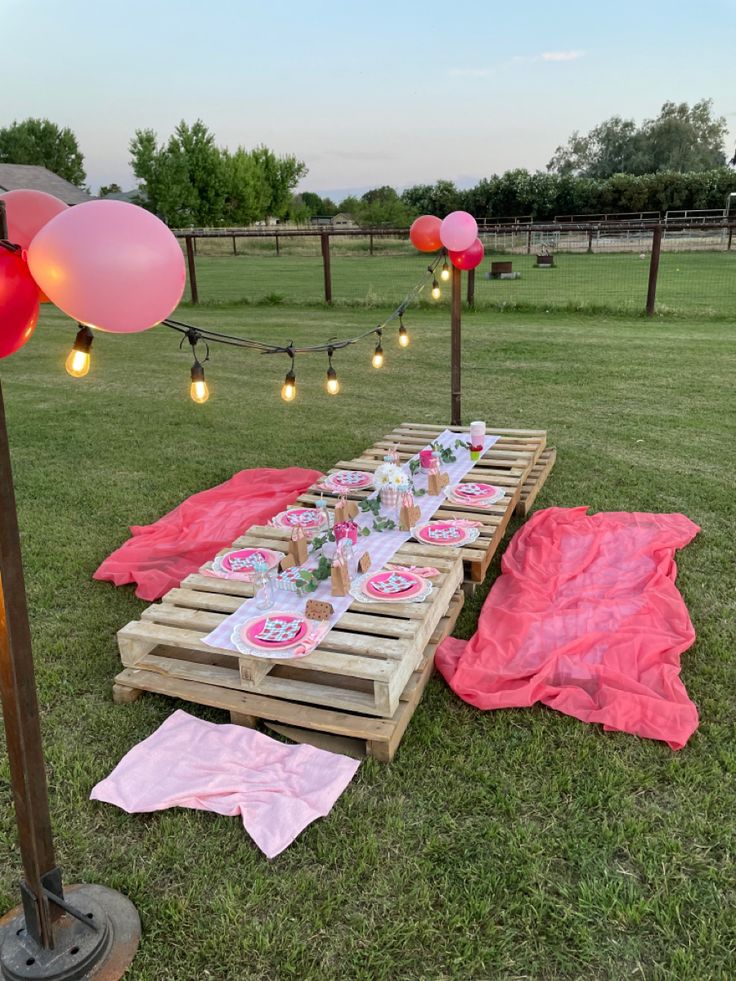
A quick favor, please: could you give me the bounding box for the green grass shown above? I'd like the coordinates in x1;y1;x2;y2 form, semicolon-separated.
1;297;735;979
185;249;736;319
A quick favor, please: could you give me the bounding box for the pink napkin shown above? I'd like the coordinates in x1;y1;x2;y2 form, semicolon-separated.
90;710;360;857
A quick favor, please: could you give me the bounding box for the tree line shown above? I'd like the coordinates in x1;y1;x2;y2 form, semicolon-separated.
1;101;734;227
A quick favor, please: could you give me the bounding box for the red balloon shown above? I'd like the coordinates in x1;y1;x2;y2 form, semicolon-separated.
0;189;68;250
0;248;40;359
449;237;485;270
410;215;443;253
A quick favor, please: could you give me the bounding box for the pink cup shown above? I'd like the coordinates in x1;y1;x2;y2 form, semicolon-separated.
334;520;358;545
419;449;434;469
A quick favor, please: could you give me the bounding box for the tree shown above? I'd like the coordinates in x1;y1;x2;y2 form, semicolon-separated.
359;185;411;225
129;121;307;226
0;118;86;186
250;146;307;219
401;180;461;217
99;183;122;197
548;100;727;177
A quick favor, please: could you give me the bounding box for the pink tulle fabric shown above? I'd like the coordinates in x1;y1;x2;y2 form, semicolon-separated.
436;507;700;749
91;710;360;858
93;467;322;600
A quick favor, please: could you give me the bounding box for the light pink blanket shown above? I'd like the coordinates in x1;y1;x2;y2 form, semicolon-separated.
91;710;360;857
436;507;700;749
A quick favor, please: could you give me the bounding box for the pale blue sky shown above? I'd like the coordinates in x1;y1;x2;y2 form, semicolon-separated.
3;0;735;196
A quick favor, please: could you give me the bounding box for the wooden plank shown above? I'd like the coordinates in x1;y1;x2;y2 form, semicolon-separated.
515;447;557;517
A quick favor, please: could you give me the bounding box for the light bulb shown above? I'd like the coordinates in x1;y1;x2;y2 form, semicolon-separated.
65;325;93;378
372;345;384;369
190;362;209;403
326;366;340;395
440;261;450;281
431;279;441;300
398;325;409;348
281;370;297;401
65;348;91;378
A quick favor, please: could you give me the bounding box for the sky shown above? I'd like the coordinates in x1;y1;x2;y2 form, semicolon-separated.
3;0;736;198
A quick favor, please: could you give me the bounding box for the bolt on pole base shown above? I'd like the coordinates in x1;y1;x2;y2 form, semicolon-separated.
0;885;140;981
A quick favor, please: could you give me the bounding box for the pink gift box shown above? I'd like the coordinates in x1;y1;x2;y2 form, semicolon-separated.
334;520;358;545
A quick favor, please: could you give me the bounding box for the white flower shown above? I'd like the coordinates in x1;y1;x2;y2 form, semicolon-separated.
374;462;403;488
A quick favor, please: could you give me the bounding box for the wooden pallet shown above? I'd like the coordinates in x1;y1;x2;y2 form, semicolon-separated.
114;525;463;723
115;590;464;763
515;447;557;518
298;423;548;584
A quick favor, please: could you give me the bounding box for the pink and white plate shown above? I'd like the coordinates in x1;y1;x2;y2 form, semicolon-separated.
320;470;374;493
270;507;328;537
211;546;284;580
412;520;481;548
233;611;315;659
446;482;504;507
350;569;432;605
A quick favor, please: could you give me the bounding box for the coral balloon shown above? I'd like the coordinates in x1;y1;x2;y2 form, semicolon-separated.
27;200;186;333
0;248;40;359
0;189;68;250
449;237;485;271
409;215;443;253
440;211;478;253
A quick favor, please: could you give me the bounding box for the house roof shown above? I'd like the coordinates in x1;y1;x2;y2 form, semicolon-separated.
0;164;93;205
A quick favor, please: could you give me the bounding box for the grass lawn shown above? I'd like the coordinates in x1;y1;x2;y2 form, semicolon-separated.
1;293;735;979
185;249;736;319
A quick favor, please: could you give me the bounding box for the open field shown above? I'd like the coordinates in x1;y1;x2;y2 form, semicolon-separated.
183;249;736;318
1;301;735;979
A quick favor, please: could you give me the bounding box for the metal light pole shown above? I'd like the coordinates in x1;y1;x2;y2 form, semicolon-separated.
0;201;140;980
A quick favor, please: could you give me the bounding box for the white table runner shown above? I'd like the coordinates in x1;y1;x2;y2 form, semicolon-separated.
203;429;499;653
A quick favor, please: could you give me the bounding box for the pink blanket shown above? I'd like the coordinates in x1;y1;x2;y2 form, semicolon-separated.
91;710;360;858
93;467;322;600
436;507;700;749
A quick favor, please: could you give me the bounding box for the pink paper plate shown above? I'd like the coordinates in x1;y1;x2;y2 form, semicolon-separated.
271;507;327;532
241;612;309;652
363;569;425;601
414;521;472;547
216;547;282;576
323;470;373;491
448;482;503;504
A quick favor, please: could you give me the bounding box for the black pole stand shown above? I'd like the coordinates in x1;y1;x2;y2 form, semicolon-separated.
450;265;462;426
0;201;140;979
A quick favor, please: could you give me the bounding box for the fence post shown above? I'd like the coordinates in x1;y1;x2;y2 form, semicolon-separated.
275;233;280;256
728;226;733;251
466;268;475;308
321;232;332;304
232;235;237;255
526;228;532;255
185;236;199;304
646;225;663;317
369;232;374;256
587;228;594;253
451;266;462;426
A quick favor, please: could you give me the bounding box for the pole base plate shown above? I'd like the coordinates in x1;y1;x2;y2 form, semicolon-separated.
0;884;140;980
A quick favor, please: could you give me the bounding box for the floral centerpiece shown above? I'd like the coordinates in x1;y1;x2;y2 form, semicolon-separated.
374;461;409;507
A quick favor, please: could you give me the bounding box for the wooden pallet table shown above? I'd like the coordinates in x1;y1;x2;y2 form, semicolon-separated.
298;423;551;586
113;526;464;760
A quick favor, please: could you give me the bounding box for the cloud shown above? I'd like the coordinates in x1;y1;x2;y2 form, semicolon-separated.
513;50;585;63
447;67;492;78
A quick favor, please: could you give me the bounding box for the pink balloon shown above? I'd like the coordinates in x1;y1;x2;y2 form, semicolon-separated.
449;237;485;271
27;200;185;333
440;211;478;253
0;189;68;250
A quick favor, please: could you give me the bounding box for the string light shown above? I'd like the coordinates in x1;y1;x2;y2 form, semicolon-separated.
398;315;409;348
440;258;450;282
431;278;441;300
65;324;93;378
281;348;297;401
372;330;384;369
190;361;209;403
325;346;340;395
